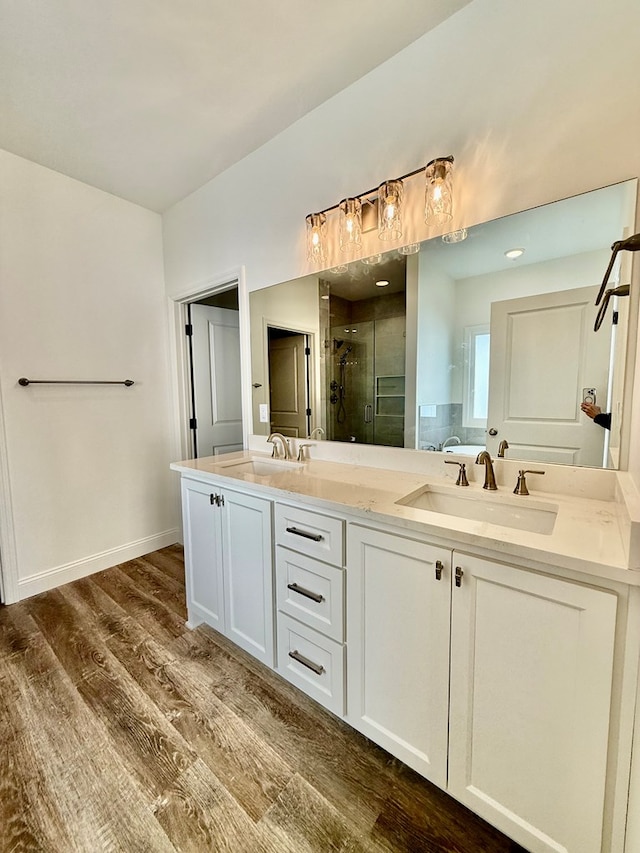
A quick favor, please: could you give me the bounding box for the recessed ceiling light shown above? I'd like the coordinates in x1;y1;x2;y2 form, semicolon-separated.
504;247;525;259
375;280;390;287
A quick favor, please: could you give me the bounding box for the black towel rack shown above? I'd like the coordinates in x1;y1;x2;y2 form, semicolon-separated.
18;378;134;387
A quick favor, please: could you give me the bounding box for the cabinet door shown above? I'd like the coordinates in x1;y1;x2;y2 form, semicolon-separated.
181;478;224;631
347;525;451;788
221;488;274;667
449;553;617;853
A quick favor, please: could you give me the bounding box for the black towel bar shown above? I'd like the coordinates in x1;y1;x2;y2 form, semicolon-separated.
18;378;134;387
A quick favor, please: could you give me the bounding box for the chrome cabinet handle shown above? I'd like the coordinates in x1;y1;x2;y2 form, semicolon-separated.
455;566;464;588
209;493;224;506
287;582;324;603
435;560;444;581
288;650;325;675
364;404;373;424
285;526;323;542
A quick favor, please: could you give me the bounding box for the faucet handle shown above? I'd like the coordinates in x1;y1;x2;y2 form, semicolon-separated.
513;469;545;496
297;443;312;462
444;459;469;486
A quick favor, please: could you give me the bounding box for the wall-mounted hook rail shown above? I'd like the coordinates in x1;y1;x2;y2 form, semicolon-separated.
18;378;135;387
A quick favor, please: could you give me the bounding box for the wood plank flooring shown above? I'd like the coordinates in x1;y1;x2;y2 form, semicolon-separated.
0;545;527;852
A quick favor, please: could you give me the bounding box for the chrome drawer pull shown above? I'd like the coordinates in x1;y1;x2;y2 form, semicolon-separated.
288;650;325;675
287;582;324;603
285;526;323;542
435;560;443;581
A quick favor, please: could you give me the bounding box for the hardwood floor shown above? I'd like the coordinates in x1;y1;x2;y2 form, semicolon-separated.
0;545;527;852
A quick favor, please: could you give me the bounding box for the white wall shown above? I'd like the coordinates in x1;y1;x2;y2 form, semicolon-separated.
0;150;179;601
161;0;640;480
416;262;456;407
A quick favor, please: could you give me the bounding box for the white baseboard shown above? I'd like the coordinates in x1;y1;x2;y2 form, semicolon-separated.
16;528;181;601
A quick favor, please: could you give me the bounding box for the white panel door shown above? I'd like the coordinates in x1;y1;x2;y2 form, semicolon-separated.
221;487;274;667
268;333;308;438
347;525;451;788
181;478;224;631
449;552;617;853
192;304;243;456
487;286;610;466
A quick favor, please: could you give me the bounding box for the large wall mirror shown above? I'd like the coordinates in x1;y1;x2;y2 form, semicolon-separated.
250;180;637;469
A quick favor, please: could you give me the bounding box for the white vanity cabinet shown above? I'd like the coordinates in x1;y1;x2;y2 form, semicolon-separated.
274;502;346;715
346;524;451;788
448;551;617;853
180;476;274;667
347;523;619;853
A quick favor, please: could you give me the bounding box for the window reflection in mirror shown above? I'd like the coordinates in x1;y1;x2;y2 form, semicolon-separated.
249;180;637;469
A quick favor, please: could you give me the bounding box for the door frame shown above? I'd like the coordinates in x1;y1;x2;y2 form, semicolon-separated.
167;266;251;464
0;379;19;603
263;319;320;437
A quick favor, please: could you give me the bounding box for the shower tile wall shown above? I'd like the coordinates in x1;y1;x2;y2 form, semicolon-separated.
327;291;406;447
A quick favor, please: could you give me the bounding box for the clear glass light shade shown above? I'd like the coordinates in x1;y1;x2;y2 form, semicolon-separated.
339;198;362;254
378;179;403;241
306;212;327;265
425;157;454;225
398;242;420;255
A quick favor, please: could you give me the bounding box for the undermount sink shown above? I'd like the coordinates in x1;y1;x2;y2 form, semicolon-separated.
396;484;558;535
216;456;303;477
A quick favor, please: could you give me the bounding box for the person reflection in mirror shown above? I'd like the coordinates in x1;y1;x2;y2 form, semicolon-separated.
581;402;611;430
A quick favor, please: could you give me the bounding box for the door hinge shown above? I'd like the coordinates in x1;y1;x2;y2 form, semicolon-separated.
613;311;619;325
306;408;311;417
304;346;311;356
189;418;197;430
185;324;193;336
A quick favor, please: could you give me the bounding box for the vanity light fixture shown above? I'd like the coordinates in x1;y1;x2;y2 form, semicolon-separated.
361;253;383;266
339;197;363;254
304;154;455;266
504;247;525;259
306;213;327;264
425;156;454;226
442;228;468;244
330;264;348;274
378;179;403;241
398;242;420;255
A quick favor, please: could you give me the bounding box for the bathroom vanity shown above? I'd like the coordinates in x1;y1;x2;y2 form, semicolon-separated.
171;445;640;853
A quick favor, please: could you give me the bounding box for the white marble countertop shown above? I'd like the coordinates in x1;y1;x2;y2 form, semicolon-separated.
171;450;640;586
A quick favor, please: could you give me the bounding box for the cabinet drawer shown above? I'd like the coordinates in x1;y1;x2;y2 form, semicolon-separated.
276;547;344;642
276;613;345;716
275;503;344;566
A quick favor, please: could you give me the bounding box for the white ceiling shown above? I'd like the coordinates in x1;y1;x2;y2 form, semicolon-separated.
0;0;470;212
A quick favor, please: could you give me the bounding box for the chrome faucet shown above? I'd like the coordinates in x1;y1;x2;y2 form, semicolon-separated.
307;427;325;440
475;450;498;490
267;432;291;460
